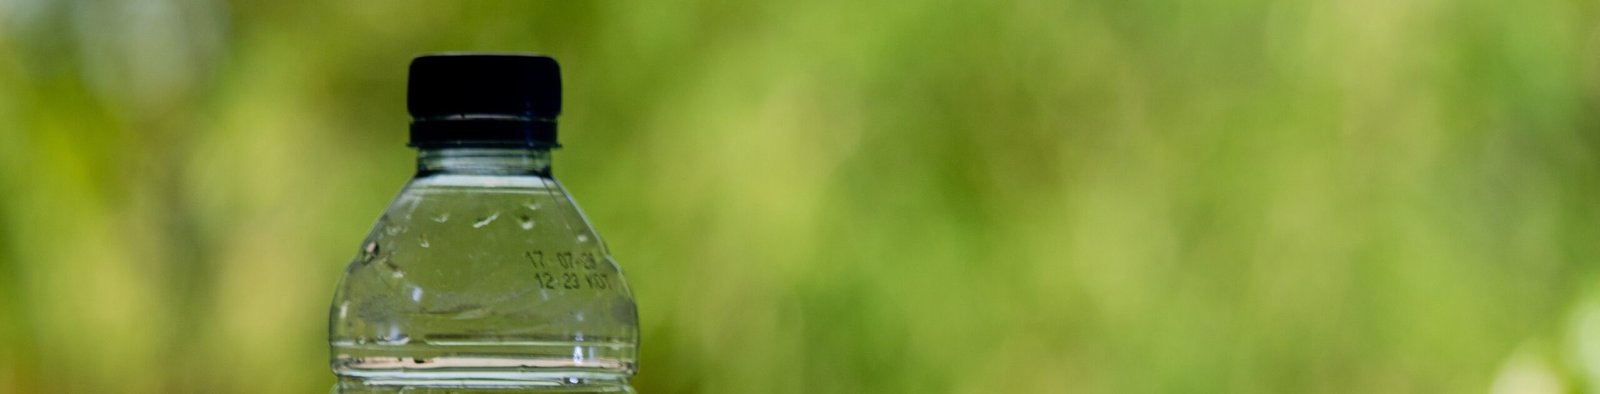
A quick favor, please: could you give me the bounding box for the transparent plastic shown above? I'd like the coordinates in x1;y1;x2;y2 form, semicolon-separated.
330;148;638;393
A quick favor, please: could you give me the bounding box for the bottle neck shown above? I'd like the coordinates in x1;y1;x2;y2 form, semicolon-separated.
416;147;552;176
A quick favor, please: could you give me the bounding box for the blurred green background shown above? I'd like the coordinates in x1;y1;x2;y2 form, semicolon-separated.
0;1;1598;393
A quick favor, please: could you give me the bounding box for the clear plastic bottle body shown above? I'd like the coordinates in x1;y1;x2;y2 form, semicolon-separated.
330;148;638;392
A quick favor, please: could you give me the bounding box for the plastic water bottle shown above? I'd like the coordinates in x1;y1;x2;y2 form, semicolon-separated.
328;54;639;393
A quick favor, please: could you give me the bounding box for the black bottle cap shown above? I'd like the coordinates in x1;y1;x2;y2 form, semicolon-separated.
407;53;562;148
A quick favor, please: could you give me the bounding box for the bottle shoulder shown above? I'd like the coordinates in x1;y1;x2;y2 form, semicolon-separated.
373;174;605;245
329;172;638;348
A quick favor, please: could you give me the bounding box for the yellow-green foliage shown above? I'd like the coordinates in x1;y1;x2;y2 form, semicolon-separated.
0;1;1596;393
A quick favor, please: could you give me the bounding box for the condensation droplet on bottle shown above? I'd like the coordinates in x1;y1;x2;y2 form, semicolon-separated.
381;331;410;345
473;212;501;228
360;241;380;263
433;213;450;223
419;234;430;248
519;215;535;230
447;305;491;320
577;234;590;243
391;270;405;279
384;224;404;236
523;201;541;211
